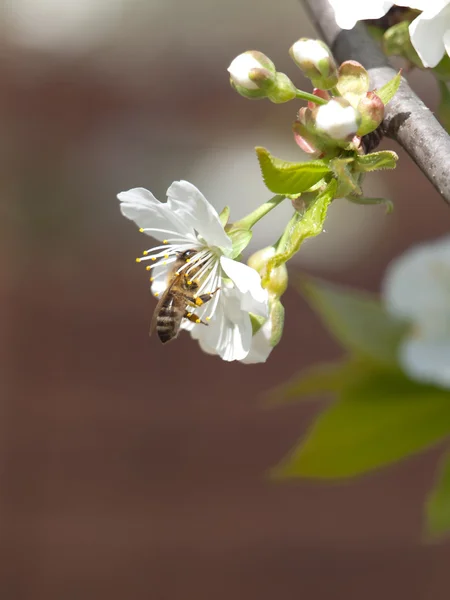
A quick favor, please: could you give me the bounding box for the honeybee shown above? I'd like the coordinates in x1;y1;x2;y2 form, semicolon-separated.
150;249;219;344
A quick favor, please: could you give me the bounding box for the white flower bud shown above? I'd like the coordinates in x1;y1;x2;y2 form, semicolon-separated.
289;38;338;90
227;51;276;95
314;98;361;141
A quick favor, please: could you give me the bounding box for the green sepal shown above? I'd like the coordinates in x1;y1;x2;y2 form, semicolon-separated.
375;71;402;106
219;205;230;227
300;275;409;365
382;22;422;68
336;60;370;108
425;451;450;540
256;146;331;195
227;228;253;259
269;300;285;347
354;150;398;172
272;364;450;480
432;54;450;82
346;195;394;213
250;313;266;335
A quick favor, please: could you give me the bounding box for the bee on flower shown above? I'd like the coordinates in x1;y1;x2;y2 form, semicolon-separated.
117;181;270;362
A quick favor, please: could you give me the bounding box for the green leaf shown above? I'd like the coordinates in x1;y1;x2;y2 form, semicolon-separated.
329;157;362;197
425;451;450;540
437;81;450;134
300;276;409;365
265;359;362;406
227;228;252;259
354;151;398;172
256;146;331;195
272;366;450;479
375;71;402;106
262;179;337;286
346;195;394;213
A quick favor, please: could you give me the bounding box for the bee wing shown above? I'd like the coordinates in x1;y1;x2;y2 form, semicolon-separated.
149;275;180;336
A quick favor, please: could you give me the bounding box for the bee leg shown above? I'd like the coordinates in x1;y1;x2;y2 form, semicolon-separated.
193;287;220;307
183;310;208;326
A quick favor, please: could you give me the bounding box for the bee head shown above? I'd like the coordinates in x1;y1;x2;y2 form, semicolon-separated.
179;249;197;261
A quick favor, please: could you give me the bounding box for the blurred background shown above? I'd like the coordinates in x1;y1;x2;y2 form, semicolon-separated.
3;0;450;597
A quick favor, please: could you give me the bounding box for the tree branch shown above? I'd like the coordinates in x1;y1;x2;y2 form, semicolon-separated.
302;0;450;205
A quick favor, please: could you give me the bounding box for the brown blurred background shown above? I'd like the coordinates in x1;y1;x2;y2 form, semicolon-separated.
2;0;450;597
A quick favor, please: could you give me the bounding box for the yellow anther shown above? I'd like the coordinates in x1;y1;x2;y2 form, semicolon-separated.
139;228;144;233
146;265;151;271
195;298;203;306
186;258;191;263
163;239;168;244
151;257;157;261
206;316;211;321
195;318;201;323
150;277;155;282
154;292;159;297
187;312;192;317
135;257;141;263
187;280;192;285
143;250;148;256
164;254;169;259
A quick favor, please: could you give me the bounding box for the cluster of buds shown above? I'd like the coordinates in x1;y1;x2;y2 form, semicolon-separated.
293;56;385;155
228;40;386;155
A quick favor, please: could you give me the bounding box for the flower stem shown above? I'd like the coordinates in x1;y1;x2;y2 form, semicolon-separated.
330;86;341;97
232;195;286;230
295;89;327;105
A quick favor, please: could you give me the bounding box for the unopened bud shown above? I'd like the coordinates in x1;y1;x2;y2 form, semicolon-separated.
290;38;338;90
336;60;370;108
228;51;276;99
357;91;384;136
248;246;288;299
314;97;361;142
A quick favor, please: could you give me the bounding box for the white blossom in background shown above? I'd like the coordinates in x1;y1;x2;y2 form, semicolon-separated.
118;181;268;362
328;0;450;68
383;235;450;388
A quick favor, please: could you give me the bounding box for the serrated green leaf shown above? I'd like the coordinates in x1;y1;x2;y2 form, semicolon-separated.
265;359;362;406
329;157;362;197
262;179;337;286
354;151;398;172
346;195;394;213
227;228;252;259
425;451;450;540
256;146;331;195
300;276;409;365
272;366;450;479
376;71;402;106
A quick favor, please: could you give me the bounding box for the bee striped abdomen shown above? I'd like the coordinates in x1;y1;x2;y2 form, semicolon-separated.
156;296;184;343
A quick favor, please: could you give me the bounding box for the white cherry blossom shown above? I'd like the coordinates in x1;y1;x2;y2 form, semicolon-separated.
328;0;450;68
118;181;268;362
383;235;450;388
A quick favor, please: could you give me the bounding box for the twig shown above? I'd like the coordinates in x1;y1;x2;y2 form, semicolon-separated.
302;0;450;205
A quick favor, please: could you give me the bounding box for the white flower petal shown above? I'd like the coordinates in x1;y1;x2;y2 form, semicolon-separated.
193;289;252;361
220;256;269;317
409;2;450;68
383;235;450;323
240;318;274;364
149;260;171;297
117;187;195;242
227;53;261;89
166;181;232;251
328;0;394;29
400;337;450;388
